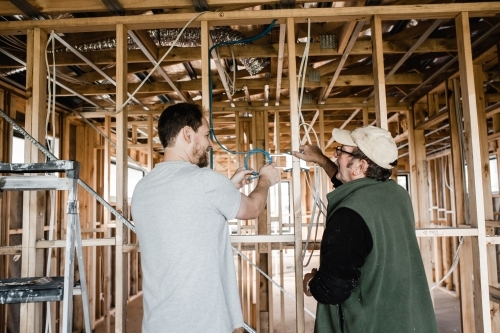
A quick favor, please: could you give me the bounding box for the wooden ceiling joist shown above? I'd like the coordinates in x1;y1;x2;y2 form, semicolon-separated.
0;3;500;35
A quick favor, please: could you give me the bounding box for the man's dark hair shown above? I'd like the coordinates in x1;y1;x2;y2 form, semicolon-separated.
158;103;204;148
348;147;395;181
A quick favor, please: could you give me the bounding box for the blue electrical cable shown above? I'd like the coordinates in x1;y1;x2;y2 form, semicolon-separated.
207;20;277;170
244;148;273;179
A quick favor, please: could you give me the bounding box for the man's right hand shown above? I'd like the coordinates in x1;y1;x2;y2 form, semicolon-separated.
292;144;327;165
292;144;338;179
258;163;280;187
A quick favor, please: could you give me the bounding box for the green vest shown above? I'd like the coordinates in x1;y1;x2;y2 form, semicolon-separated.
315;178;439;333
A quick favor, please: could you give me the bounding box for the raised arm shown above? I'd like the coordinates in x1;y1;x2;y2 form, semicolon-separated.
292;144;338;179
236;163;280;220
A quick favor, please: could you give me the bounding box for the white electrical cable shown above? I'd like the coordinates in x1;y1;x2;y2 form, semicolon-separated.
48;32;148;173
297;120;328;266
295;19;346;270
297;19;312;143
44;31;55;150
116;11;207;114
430;236;464;291
44;31;58;333
443;155;454;192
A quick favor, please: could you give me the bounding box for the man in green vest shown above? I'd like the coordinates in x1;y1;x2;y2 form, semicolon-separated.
292;125;438;333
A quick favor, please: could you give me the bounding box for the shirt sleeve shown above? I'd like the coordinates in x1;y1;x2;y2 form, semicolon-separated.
308;207;373;305
203;169;242;220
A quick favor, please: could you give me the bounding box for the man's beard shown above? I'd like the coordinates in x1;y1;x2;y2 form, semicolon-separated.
193;141;209;168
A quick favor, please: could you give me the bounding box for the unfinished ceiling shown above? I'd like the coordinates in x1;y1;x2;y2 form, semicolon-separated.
0;0;499;169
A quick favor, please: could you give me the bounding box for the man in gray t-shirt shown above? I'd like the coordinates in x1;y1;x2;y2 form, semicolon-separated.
131;103;280;333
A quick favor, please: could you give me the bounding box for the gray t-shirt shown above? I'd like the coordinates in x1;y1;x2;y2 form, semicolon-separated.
131;161;243;333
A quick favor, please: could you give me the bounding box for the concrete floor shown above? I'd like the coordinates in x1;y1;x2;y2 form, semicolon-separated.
94;253;462;332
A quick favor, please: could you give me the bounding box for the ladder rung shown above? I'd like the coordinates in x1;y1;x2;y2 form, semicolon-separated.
0;276;64;304
0;176;72;191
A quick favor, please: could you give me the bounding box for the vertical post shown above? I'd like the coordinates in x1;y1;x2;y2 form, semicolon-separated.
115;23;129;333
456;12;491;333
201;21;210;114
20;27;48;333
255;108;271;333
362;107;369;126
407;104;434;295
286;17;305;333
103;116;112;333
371;15;388;130
147;114;154;171
474;64;500;331
447;79;474;332
274;109;286;333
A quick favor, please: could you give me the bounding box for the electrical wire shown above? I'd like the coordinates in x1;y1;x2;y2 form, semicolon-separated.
243;148;273;179
43;31;148;174
443;155;454;192
116;11;207;114
293;19;329;267
207;19;276;173
430;236;464;291
44;31;57;333
430;78;468;292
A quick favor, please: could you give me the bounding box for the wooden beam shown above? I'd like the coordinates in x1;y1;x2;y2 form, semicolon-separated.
371;15;387;129
255;108;271;332
20;27;48;333
456;12;491;333
48;39;459;68
56;73;425;97
103;115;112;332
286;17;304;333
275;24;286;106
474;64;500;332
407;104;434;306
201;20;210;113
415;110;448;130
0;3;499;35
114;23;129;333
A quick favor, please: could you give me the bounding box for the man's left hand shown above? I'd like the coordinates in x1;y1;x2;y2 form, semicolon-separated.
230;167;255;189
303;268;317;297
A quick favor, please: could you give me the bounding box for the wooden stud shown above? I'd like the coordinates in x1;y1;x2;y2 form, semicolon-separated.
255;108;271;333
147;114;154;171
20;27;48;333
115;23;129;333
446;76;475;325
474;64;500;331
286;17;305;333
371;15;388;129
103;116;112;333
201;20;210;113
407;104;434;300
456;12;491;333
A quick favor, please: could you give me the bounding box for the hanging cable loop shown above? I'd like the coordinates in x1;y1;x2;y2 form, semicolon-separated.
243;148;273;179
